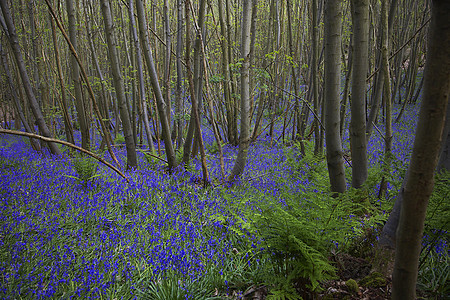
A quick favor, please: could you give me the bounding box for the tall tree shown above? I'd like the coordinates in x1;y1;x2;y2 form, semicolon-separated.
174;0;184;149
50;9;74;146
312;0;321;155
135;0;177;170
350;0;369;188
182;0;210;184
0;1;61;156
379;0;393;198
66;0;90;150
324;0;347;193
128;0;156;154
228;0;252;181
0;42;41;151
100;0;137;169
392;2;450;298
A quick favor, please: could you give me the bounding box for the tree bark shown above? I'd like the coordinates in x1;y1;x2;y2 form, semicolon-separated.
66;0;90;150
135;0;177;170
128;0;156;154
0;1;61;156
100;0;137;169
350;0;369;188
392;2;450;298
175;0;184;149
182;0;210;184
437;104;450;173
50;10;74;145
324;0;347;193
228;0;252;181
0;42;41;151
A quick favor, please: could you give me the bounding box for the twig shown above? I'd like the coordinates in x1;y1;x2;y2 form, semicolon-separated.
371;122;386;141
138;150;168;164
366;17;431;82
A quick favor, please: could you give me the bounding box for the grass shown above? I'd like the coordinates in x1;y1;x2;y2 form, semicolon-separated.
0;103;448;299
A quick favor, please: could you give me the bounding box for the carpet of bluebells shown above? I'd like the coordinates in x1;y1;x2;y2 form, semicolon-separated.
0;102;447;299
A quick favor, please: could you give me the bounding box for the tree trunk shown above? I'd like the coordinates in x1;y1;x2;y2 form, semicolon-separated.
218;0;237;145
175;0;184;149
66;0;90;150
324;0;346;194
182;0;210;184
0;1;61;156
350;0;369;189
0;43;41;151
392;2;450;298
437;104;450;173
128;0;156;154
228;0;252;182
379;0;393;198
50;11;74;145
163;0;172;128
100;0;137;169
135;0;177;170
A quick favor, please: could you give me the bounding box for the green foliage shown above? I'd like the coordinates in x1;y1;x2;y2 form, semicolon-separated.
252;205;336;291
114;133;125;144
417;248;449;298
138;271;215;300
205;140;225;155
425;170;450;235
140;150;159;169
66;155;99;188
267;283;302;300
415;170;450;298
211;140;396;296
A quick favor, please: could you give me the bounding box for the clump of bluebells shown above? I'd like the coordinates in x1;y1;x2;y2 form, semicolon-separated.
0;102;446;298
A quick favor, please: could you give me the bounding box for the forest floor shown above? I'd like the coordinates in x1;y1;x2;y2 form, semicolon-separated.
0;103;448;299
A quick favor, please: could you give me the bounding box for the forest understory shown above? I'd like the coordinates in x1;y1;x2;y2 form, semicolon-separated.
0;102;448;299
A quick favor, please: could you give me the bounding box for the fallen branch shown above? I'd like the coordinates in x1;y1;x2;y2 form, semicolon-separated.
0;129;129;183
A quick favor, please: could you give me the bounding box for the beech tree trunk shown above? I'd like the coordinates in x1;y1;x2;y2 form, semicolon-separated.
100;0;137;169
350;0;369;188
0;42;41;151
66;0;90;150
324;0;346;193
0;1;61;156
128;0;156;154
135;0;177;169
228;0;252;181
392;2;450;298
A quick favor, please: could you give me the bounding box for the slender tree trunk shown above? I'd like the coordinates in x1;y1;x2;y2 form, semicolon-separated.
135;0;177;169
50;11;74;145
66;0;90;150
0;43;41;151
379;0;393;198
100;0;137;169
350;0;369;188
183;0;210;184
163;0;172;127
437;104;450;173
175;0;184;149
0;1;61;156
366;0;398;138
129;0;156;154
228;0;252;181
392;3;450;298
44;0;119;166
312;0;321;155
324;0;346;194
218;0;237;145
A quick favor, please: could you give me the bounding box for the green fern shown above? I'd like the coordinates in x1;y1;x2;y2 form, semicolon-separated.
267;283;302;300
